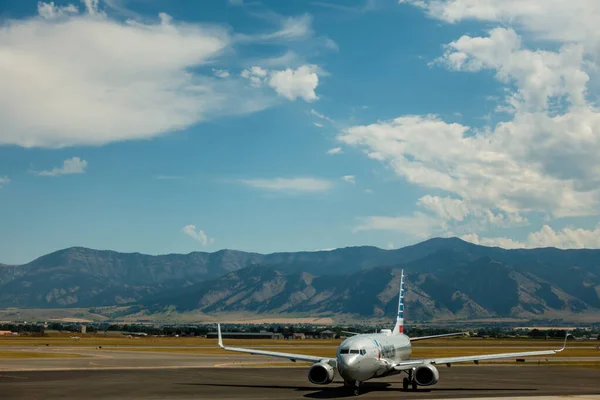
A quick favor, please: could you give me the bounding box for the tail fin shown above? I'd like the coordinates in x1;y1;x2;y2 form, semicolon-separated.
393;269;405;335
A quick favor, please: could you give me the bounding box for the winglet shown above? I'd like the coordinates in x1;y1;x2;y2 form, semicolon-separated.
217;323;224;348
556;332;570;353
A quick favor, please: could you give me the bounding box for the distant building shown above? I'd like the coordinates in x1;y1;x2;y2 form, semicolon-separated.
319;330;336;339
0;331;13;336
80;325;87;334
206;331;283;340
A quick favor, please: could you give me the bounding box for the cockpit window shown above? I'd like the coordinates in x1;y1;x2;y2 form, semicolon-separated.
340;349;349;354
359;349;366;355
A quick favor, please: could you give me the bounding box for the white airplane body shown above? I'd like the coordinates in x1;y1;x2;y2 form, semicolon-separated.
217;270;568;395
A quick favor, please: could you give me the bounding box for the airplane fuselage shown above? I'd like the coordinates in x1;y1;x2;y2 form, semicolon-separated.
336;331;411;383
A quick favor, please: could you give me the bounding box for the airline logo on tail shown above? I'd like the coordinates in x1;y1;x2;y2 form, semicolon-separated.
393;270;405;335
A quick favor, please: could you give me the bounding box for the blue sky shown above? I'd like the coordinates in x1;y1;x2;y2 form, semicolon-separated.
1;0;600;264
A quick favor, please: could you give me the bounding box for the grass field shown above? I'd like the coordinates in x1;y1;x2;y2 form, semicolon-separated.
0;350;86;359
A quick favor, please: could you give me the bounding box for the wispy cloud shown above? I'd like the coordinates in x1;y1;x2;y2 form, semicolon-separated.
310;109;334;123
240;177;333;193
33;157;87;177
182;225;214;246
341;175;355;184
311;0;377;13
327;147;342;154
0;176;10;189
354;212;445;239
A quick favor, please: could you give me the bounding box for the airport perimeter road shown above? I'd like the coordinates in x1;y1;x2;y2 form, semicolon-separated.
1;366;599;399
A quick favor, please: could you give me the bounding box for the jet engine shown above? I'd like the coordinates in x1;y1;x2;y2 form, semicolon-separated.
307;362;335;385
414;364;439;386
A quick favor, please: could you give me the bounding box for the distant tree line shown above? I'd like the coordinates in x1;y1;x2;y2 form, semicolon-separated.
1;322;598;339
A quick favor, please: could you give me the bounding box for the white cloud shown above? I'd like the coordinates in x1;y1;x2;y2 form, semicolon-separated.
347;1;600;247
436;27;589;112
386;242;395;249
235;14;314;43
268;65;319;102
417;195;469;221
212;68;230;78
462;224;600;249
182;224;214;246
0;176;10;189
314;122;323;128
240;177;333;193
399;0;600;52
341;175;356;184
241;65;320;102
364;188;373;194
34;157;88;176
340;175;356;185
0;3;322;148
37;2;79;19
327;147;342;154
311;109;334;123
460;233;526;249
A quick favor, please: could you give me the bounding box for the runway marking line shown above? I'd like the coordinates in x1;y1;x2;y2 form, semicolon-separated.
0;374;28;379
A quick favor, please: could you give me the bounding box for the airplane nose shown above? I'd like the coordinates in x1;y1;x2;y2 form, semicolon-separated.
337;355;360;381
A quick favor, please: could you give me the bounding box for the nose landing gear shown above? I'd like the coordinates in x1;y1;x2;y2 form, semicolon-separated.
343;380;361;396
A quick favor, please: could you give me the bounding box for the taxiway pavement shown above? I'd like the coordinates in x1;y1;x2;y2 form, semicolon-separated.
1;366;599;399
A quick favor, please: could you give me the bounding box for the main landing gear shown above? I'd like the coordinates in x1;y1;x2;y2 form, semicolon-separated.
403;369;418;391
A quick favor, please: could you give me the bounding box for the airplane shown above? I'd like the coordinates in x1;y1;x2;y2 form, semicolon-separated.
217;269;569;396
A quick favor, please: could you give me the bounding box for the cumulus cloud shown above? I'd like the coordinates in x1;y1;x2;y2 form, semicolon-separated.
462;224;600;249
34;157;88;177
399;0;600;51
0;176;10;189
417;195;469;221
436;27;589;112
338;114;596;218
182;225;214;246
240;177;333;193
37;1;79;18
327;147;342;154
241;65;320;102
346;0;600;248
0;2;323;148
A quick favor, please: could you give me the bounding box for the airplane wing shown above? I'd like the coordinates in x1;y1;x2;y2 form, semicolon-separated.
409;332;467;342
216;324;337;366
393;333;569;371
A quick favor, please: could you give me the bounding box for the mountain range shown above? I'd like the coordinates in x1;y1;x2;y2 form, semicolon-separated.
1;238;599;322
